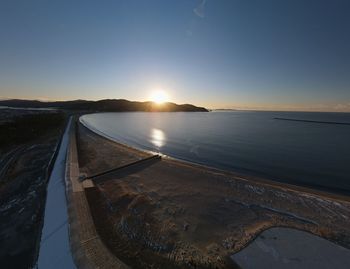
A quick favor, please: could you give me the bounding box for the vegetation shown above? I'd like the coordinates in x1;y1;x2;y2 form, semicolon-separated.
0;99;208;112
0;112;66;148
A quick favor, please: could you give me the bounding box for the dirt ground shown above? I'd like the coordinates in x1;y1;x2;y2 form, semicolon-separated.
77;123;350;269
0;110;66;268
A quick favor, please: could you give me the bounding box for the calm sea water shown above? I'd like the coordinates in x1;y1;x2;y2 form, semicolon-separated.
80;111;350;194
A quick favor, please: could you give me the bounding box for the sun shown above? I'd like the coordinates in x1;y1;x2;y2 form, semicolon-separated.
150;90;168;104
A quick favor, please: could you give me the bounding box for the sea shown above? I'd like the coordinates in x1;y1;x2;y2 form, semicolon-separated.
80;111;350;195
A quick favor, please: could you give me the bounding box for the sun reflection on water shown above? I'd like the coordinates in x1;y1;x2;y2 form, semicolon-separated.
151;128;166;148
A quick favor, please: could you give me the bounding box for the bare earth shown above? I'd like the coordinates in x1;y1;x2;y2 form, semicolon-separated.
76;123;350;269
0;109;65;268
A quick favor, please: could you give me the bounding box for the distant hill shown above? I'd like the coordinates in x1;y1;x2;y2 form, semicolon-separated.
0;99;208;112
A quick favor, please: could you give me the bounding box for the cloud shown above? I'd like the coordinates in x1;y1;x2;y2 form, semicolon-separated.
334;102;350;112
225;102;350;112
194;0;207;18
186;1;207;36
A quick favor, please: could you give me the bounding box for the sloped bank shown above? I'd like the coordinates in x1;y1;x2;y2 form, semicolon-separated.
64;118;129;269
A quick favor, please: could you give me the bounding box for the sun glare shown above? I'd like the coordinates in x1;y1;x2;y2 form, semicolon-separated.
150;90;168;104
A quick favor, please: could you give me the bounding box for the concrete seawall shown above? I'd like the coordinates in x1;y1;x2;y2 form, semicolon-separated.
65;120;129;269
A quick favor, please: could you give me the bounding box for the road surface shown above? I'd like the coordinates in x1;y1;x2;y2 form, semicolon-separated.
37;118;76;269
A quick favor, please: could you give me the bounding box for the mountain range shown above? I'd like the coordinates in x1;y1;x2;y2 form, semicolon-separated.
0;99;208;112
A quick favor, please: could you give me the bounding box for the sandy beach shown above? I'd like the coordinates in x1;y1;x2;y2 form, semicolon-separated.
76;122;350;268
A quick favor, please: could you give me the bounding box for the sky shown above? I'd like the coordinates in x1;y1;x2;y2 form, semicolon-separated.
0;0;349;111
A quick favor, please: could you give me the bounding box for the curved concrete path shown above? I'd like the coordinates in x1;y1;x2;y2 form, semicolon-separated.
37;118;76;269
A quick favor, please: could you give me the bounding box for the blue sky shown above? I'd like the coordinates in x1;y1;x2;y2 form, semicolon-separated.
0;0;349;111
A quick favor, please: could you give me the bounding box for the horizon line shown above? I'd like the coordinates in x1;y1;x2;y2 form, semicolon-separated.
1;97;350;113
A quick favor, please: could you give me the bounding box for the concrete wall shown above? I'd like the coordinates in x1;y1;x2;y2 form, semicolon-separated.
65;120;129;269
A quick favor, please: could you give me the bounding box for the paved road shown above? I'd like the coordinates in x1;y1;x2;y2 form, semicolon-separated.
232;227;350;269
37;117;76;269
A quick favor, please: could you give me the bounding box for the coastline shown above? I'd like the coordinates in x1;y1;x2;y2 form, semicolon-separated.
79;115;350;203
76;118;350;268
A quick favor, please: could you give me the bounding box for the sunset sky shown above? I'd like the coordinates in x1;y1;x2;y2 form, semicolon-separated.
0;0;349;111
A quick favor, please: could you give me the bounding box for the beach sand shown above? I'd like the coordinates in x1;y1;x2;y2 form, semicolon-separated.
76;122;350;268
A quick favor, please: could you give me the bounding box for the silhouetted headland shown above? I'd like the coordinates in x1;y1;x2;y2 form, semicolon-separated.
0;99;208;112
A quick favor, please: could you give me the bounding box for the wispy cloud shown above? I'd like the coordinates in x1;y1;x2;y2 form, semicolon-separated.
193;0;207;18
333;102;350;112
217;102;350;112
186;0;208;36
